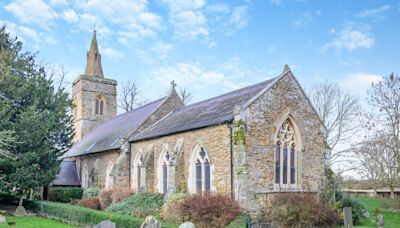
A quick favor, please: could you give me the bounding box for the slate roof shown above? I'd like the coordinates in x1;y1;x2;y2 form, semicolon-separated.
64;97;166;157
52;160;80;186
131;77;276;142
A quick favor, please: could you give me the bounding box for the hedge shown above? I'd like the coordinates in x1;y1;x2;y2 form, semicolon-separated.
226;214;250;228
33;201;178;228
48;187;83;203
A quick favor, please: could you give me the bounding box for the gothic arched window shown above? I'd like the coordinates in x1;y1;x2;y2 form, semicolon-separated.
189;146;212;194
82;164;89;189
105;161;114;189
275;119;298;189
134;153;143;191
158;149;171;195
95;97;104;115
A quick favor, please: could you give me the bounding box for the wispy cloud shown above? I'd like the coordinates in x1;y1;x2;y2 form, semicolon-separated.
323;24;374;52
355;5;390;20
102;47;125;59
5;0;58;28
340;73;382;96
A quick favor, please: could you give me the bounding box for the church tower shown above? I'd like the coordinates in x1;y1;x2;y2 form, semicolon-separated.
72;30;117;142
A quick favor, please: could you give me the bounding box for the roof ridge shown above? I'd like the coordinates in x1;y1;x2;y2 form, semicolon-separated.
114;96;166;118
174;77;276;111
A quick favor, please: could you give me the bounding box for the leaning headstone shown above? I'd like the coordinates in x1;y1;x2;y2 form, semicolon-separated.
14;206;26;216
140;215;161;228
343;207;353;228
376;214;384;228
0;210;6;223
94;220;116;228
179;222;195;228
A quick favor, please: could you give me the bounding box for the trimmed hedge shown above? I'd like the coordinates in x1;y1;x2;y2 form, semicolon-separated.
82;187;100;199
226;214;250;228
33;201;178;228
106;192;165;218
48;187;83;203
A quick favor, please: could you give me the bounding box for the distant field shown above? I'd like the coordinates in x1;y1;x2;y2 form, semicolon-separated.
0;216;78;228
354;197;400;228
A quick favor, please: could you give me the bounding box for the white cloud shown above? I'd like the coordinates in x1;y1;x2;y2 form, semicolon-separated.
355;5;390;19
162;0;205;13
102;47;125;58
63;9;79;23
50;0;68;6
324;28;374;52
170;10;208;40
5;0;58;27
206;3;230;14
150;62;224;87
135;41;174;64
152;42;173;59
340;73;382;95
229;6;249;30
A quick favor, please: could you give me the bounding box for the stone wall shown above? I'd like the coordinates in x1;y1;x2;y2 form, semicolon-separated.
78;150;130;189
130;124;232;195
72;75;117;142
234;72;326;218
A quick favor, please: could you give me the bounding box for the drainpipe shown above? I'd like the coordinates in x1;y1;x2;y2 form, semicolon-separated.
228;122;234;199
127;143;132;188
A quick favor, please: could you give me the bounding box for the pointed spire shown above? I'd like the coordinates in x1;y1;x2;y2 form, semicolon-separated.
84;29;104;78
283;64;291;73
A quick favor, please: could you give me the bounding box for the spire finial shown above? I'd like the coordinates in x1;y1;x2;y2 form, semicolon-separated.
283;64;291;73
171;80;177;90
84;30;104;78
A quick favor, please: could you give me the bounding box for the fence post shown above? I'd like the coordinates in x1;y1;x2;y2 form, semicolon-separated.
343;207;353;228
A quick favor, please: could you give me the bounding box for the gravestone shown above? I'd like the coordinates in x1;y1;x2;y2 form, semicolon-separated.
343;207;353;228
14;206;26;216
94;220;116;228
140;216;161;228
179;222;195;228
376;214;384;228
0;210;5;223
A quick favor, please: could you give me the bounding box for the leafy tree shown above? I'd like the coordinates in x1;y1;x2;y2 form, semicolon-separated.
0;26;74;206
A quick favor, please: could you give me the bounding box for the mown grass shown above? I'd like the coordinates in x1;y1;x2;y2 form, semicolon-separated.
354;197;400;228
0;216;79;228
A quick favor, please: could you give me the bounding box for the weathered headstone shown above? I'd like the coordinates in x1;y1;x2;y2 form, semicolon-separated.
376;214;384;228
94;220;116;228
343;207;353;228
14;206;26;216
0;210;6;223
179;222;195;228
140;216;161;228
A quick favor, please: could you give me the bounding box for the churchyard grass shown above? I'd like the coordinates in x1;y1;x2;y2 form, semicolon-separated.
353;197;400;228
0;216;78;228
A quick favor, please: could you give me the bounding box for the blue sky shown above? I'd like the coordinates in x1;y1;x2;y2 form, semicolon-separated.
1;0;399;106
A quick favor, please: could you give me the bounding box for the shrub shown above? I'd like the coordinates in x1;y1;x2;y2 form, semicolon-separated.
48;187;83;203
32;201;178;228
106;192;165;218
260;193;340;227
73;197;101;210
226;214;250;228
99;190;113;210
337;196;368;224
82;187;100;199
111;188;135;204
161;193;189;224
179;193;241;228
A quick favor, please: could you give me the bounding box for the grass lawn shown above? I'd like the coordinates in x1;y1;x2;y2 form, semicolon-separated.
354;197;400;228
0;216;78;228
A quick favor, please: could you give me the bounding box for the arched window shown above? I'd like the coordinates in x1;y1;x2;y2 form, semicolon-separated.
158;149;171;195
134;153;143;191
95;97;104;115
105;161;114;189
275;119;299;190
82;164;89;189
188;145;212;194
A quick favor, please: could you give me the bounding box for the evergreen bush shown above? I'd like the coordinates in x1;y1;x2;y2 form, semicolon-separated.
82;187;100;199
48;187;83;203
106;192;165;218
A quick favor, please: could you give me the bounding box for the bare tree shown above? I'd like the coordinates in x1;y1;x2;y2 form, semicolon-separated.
119;80;140;112
179;88;192;105
357;134;400;199
309;82;360;166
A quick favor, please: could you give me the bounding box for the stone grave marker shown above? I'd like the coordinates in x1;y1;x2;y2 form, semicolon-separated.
94;220;116;228
140;215;161;228
179;222;195;228
376;214;384;228
343;207;353;228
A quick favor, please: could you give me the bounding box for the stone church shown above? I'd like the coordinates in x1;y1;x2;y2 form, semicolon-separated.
55;30;327;216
